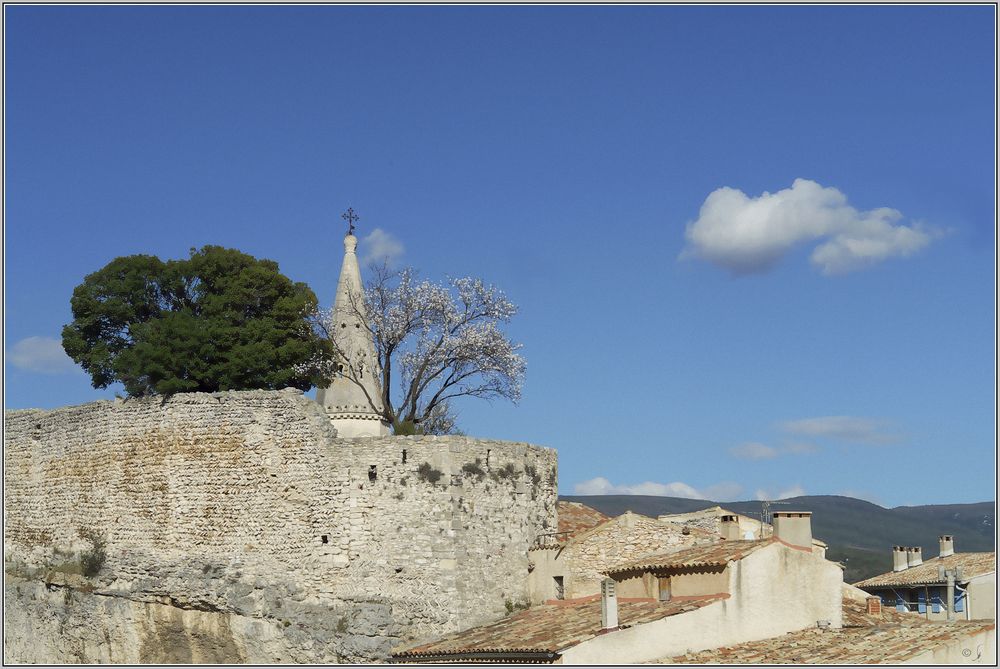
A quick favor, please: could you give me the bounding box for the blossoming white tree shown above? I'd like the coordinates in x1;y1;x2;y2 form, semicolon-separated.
306;265;526;434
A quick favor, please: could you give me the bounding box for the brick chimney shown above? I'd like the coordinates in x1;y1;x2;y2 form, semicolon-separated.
600;578;618;631
939;535;955;557
906;546;923;568
772;511;812;549
892;546;909;572
866;597;882;615
720;514;741;541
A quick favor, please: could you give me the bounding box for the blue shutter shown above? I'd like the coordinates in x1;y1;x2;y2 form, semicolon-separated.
931;588;941;613
917;590;926;613
955;590;965;612
896;593;906;612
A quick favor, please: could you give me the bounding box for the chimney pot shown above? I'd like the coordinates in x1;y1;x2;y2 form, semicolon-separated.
772;511;813;548
600;578;618;630
892;546;909;572
719;515;741;541
938;535;955;558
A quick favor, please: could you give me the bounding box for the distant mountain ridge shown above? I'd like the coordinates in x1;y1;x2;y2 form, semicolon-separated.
559;494;995;583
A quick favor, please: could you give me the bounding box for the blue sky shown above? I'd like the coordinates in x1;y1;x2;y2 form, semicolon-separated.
4;6;995;507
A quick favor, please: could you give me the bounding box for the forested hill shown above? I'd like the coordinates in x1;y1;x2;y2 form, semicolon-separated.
559;494;995;583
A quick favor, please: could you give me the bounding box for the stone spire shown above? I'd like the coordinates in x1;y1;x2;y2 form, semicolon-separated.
316;218;391;437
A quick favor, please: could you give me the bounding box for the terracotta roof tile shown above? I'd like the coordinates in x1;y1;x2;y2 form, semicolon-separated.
605;539;773;576
556;501;610;540
392;595;726;661
657;621;995;664
854;552;996;588
841;594;930;628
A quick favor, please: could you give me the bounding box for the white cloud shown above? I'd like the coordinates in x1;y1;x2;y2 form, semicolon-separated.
573;477;744;502
682;178;938;275
359;228;405;266
702;482;745;502
729;442;778;460
754;485;806;501
782;441;820;455
7;337;80;374
780;415;899;445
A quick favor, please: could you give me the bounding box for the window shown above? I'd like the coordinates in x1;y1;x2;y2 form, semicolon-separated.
321;535;329;544
553;576;564;600
369;465;377;482
402;449;407;464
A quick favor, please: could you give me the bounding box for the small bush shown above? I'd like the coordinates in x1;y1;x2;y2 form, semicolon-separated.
504;598;529;616
524;464;542;487
461;459;486;481
392;420;419;436
496;463;518;480
416;462;443;484
78;528;106;578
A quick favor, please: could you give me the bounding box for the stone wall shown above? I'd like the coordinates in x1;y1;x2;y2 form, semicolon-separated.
3;390;557;663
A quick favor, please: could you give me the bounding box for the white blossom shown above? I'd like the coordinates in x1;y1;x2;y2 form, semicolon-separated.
302;265;525;432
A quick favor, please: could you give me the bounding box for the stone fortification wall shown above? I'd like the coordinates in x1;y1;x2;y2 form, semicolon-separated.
3;390;557;663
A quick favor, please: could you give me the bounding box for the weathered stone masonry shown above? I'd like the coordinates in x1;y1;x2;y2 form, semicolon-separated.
3;390;557;663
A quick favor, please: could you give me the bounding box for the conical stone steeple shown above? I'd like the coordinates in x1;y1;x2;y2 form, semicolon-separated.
316;227;391;437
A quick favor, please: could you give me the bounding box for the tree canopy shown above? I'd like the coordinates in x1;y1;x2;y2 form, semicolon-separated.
306;265;525;434
62;246;331;397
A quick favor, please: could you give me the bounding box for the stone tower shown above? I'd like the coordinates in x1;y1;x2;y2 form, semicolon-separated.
316;229;391;437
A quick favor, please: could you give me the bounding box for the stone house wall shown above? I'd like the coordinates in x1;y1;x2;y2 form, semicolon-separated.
528;512;717;603
3;390;557;663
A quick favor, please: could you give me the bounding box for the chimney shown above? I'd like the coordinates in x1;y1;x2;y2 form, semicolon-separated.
892;546;908;572
772;511;812;549
866;597;882;616
906;546;923;568
720;514;741;541
939;535;955;557
600;578;619;630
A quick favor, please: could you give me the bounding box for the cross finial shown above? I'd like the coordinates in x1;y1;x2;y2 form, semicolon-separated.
342;207;359;236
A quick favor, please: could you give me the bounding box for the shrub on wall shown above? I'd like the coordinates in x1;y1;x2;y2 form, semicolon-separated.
461;459;486;481
416;462;443;484
78;528;106;578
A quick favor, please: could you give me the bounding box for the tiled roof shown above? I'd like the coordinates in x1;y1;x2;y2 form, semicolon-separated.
854;552;996;588
656;621;995;664
556;501;610;540
605;540;773;577
840;594;929;628
391;595;726;662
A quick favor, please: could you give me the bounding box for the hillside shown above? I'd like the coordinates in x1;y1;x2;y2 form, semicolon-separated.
559;494;995;583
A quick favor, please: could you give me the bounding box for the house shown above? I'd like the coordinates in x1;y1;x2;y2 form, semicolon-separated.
392;511;844;664
556;501;610;539
657;586;996;664
853;536;996;621
527;508;717;604
657;505;764;537
658;505;829;558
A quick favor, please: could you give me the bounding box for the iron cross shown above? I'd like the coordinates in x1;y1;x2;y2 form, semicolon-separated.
342;207;359;235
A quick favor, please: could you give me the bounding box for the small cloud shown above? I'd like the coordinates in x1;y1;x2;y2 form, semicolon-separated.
729;442;778;460
359;228;404;266
573;477;743;502
780;415;899;445
702;482;745;502
755;484;806;501
682;178;939;275
7;337;80;374
782;441;820;455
